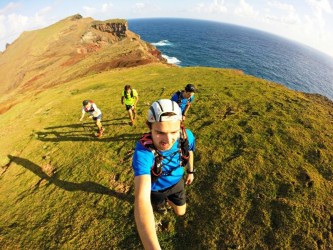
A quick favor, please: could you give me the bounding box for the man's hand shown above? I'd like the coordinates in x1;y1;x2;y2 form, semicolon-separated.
185;173;194;185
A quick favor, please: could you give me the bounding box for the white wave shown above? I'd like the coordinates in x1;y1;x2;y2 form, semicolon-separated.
151;40;172;46
162;54;181;65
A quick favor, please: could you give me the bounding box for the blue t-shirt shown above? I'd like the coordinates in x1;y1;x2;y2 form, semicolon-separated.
171;91;194;113
132;129;195;191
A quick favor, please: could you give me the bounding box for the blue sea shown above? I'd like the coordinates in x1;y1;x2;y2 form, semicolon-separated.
128;18;333;101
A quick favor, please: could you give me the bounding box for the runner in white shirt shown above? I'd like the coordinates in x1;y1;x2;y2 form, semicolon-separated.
79;100;104;138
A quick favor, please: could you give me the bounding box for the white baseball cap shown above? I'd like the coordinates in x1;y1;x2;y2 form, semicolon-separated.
147;99;182;122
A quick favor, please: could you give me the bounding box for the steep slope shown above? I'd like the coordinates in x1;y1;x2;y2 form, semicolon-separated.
0;14;165;114
1;65;333;249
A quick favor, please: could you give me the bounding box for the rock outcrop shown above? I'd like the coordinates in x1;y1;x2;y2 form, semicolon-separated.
91;20;127;37
79;19;129;52
70;14;83;20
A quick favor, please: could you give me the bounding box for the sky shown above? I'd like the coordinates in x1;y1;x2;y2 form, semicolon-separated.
1;0;333;58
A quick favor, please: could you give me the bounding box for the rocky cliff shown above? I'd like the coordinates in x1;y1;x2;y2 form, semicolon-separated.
79;18;129;53
91;20;127;36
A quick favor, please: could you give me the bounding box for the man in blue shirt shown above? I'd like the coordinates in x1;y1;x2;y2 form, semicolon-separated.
132;99;195;249
171;83;196;121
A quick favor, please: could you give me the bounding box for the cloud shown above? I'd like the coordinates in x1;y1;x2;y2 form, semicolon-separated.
0;4;54;50
264;2;301;25
32;6;52;28
190;0;227;14
306;0;333;13
7;13;29;31
208;0;228;13
0;15;6;37
0;2;21;15
82;3;114;16
303;0;333;38
267;1;295;12
36;6;52;16
131;3;146;13
130;2;161;15
0;13;29;50
101;3;113;12
261;0;333;56
82;6;96;15
234;0;259;18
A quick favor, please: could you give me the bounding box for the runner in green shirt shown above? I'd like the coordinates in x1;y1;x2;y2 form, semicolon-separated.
121;85;139;126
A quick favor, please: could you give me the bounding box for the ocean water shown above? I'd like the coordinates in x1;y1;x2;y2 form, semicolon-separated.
128;18;333;101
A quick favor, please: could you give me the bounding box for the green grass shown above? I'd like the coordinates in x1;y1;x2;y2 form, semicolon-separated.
1;64;333;249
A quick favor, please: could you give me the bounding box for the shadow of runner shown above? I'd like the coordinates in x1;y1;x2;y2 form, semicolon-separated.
36;131;142;142
44;119;127;130
8;155;133;203
36;122;142;142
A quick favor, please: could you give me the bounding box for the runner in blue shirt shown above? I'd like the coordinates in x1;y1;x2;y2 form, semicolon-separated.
171;83;196;121
132;99;196;249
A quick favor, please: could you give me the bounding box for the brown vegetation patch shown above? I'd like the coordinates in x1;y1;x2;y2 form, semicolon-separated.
41;163;56;177
108;174;130;194
21;73;45;90
77;44;101;54
61;53;86;66
150;49;160;57
45;52;57;58
89;58;154;72
0;101;18;115
230;69;244;75
0;160;11;177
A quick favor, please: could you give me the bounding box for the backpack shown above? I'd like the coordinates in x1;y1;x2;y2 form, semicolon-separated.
139;124;190;183
176;91;190;107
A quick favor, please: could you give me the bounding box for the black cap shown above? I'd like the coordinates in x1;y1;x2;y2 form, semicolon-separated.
82;100;89;106
185;84;196;92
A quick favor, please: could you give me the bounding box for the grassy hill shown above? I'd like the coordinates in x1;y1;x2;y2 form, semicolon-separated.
0;15;164;115
1;64;333;249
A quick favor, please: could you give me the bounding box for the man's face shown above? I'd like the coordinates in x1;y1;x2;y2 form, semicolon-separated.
151;121;181;151
84;103;91;109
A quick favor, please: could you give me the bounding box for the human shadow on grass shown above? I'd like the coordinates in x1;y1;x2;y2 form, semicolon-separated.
8;155;134;203
36;121;142;142
44;119;127;130
36;130;142;142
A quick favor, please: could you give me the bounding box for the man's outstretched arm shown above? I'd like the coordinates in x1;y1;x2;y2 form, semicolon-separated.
134;175;161;250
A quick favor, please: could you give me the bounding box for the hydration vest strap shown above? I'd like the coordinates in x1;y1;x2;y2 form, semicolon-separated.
177;91;190;108
179;124;190;166
140;133;163;182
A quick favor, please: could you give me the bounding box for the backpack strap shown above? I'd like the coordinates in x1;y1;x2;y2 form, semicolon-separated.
140;133;164;182
179;124;189;166
177;91;191;109
176;91;182;104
